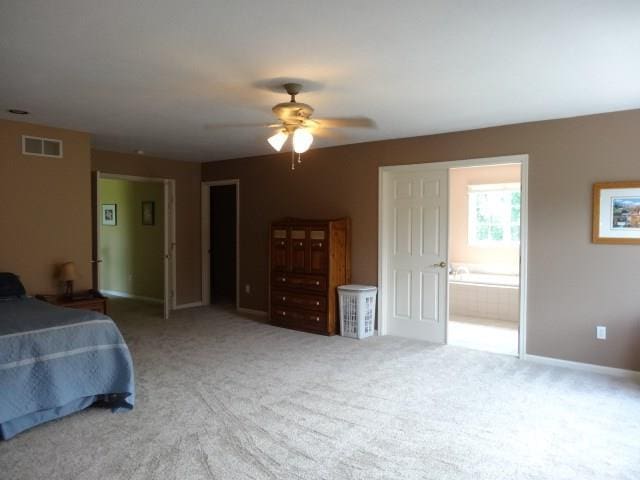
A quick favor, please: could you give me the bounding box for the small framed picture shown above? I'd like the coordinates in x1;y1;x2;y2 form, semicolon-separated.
142;201;155;226
102;204;117;226
593;181;640;244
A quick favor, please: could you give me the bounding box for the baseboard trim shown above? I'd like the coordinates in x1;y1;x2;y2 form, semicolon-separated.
173;301;204;310
524;354;640;379
237;307;268;317
102;290;163;304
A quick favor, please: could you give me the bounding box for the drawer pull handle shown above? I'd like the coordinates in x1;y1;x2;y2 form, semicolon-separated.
281;278;286;282
316;301;320;306
318;242;323;247
315;317;320;322
282;296;286;301
280;241;285;246
281;311;286;316
315;281;320;286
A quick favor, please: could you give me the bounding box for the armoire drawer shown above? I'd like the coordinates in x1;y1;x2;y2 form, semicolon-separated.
271;291;326;312
271;273;327;292
271;307;326;333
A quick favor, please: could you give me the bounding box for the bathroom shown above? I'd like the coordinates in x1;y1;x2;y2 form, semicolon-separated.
448;163;522;355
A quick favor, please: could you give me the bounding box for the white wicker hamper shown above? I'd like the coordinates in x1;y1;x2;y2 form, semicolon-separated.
338;285;377;339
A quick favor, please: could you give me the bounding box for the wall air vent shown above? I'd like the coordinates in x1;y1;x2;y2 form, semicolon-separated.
22;135;63;158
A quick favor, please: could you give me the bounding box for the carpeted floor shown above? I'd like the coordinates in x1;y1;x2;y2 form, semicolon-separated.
1;299;639;480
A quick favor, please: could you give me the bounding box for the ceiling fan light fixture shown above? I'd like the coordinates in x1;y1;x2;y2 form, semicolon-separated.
292;127;313;154
267;130;289;151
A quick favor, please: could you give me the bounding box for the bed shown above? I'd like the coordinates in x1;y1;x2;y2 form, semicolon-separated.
0;273;134;440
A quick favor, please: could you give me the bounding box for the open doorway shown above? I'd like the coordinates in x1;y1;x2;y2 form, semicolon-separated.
378;155;527;357
447;164;522;355
201;180;239;307
92;172;176;319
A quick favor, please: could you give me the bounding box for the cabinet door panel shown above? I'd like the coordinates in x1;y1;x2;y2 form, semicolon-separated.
309;230;328;274
290;229;307;272
271;228;289;271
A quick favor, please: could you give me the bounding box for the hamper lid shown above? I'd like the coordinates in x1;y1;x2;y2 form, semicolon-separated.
338;284;377;292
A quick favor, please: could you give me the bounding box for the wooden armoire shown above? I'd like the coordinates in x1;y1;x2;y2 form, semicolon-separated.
269;218;351;335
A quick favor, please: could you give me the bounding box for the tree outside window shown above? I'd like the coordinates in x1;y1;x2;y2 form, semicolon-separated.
468;183;521;245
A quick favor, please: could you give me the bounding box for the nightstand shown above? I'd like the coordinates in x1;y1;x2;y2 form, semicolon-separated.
36;290;108;315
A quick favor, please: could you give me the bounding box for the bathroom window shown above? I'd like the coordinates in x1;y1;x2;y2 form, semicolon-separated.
468;183;521;245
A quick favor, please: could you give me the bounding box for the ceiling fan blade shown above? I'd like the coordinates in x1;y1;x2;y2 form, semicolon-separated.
204;122;272;130
313;116;377;129
310;127;348;142
301;118;320;128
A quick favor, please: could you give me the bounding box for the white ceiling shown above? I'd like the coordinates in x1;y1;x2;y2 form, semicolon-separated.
1;1;639;162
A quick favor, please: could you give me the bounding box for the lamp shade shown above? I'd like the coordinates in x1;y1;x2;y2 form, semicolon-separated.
267;130;289;151
59;262;77;281
292;128;313;154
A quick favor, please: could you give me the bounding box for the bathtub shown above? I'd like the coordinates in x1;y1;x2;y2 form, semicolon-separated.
449;272;519;287
449;273;520;322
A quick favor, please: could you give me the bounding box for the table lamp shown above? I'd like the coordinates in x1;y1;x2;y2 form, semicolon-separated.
59;262;77;298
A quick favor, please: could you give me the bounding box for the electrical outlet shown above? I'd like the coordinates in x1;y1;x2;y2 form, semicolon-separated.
596;326;607;340
245;284;251;294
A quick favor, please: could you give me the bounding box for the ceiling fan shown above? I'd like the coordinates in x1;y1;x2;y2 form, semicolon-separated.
265;83;376;170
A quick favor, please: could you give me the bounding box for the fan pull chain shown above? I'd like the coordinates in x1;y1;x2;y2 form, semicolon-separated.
298;153;302;164
291;149;295;170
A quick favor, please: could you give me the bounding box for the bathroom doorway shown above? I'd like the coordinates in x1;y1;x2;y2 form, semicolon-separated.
447;163;522;355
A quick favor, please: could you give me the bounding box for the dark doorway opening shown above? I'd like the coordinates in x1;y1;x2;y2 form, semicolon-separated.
209;184;237;305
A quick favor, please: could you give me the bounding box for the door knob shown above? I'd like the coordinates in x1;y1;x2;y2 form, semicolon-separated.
433;261;447;268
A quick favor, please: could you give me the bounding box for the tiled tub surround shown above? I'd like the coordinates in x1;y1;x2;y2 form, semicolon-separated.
449;278;519;322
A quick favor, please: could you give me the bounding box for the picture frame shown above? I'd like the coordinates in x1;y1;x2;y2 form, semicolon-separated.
102;204;117;226
142;201;155;226
592;181;640;244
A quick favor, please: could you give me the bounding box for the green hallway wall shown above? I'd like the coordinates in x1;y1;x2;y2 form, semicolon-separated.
99;178;164;300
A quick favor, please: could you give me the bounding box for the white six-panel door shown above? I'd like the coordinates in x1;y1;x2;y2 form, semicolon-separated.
381;168;448;343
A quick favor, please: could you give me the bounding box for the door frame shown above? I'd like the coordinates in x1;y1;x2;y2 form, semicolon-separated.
201;179;240;309
94;172;177;318
378;154;529;358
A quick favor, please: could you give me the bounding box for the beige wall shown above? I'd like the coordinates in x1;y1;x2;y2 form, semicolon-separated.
202;109;640;371
92;150;201;305
0;119;92;294
449;164;521;274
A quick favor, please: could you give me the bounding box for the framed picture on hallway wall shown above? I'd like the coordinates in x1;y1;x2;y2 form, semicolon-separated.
102;204;117;226
593;181;640;244
142;201;155;226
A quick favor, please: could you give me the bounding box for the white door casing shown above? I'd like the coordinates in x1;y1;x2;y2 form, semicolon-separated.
379;154;528;357
163;180;172;320
92;170;102;290
95;172;176;319
381;168;449;343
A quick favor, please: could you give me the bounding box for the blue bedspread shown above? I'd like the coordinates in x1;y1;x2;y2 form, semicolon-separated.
0;297;134;440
